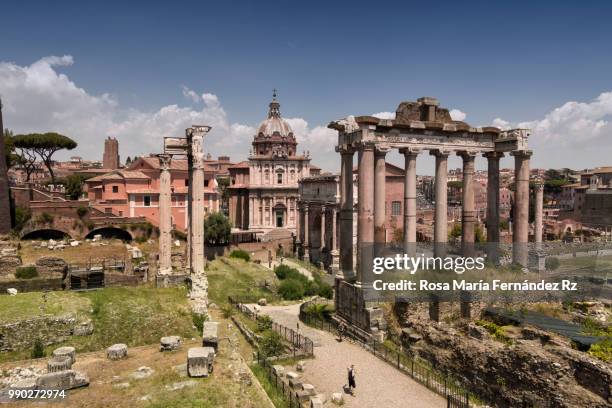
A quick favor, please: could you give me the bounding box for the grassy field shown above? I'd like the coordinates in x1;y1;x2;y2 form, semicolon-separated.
0;286;199;363
207;258;279;306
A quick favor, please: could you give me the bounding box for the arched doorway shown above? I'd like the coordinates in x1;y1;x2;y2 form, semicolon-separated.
21;229;71;240
274;203;286;228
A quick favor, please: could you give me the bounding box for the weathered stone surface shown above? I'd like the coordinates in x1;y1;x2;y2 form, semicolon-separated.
331;392;344;404
257;298;267;306
286;371;299;380
36;370;89;390
296;390;311;402
0;255;21;276
309;395;323;408
301;383;315;396
6;288;17;296
296;360;305;372
165;380;197;391
52;346;76;365
272;365;284;377
106;344;128;360
35;257;67;276
202;322;219;350
130;366;154;380
288;378;302;389
73;320;94;336
47;355;72;373
160;335;182;351
187;347;215;377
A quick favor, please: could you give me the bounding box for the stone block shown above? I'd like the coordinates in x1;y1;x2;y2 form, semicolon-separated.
257;298;267;306
331;392;344;404
187;347;215;377
106;344;128;360
296;390;311;402
130;366;154;380
310;396;323;408
52;346;76;365
288;378;302;389
286;371;299;380
73;320;94;336
301;383;315;396
36;370;89;390
296;360;305;372
160;336;182;351
7;288;17;296
202;322;219;351
272;365;284;377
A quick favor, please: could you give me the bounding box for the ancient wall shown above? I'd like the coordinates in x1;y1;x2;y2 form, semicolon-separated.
0;314;79;352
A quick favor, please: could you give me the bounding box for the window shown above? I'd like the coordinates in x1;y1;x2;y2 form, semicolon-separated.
105;207;112;214
112;186;119;193
277;173;283;184
184;179;189;187
144;196;151;207
204;180;209;187
391;201;401;216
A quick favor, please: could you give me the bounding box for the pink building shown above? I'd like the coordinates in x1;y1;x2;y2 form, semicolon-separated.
86;156;222;231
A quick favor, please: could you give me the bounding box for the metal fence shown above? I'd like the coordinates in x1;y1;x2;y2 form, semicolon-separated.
228;296;314;356
301;302;470;408
255;351;303;408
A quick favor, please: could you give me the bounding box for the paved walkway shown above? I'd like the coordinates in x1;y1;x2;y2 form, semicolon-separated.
254;303;445;408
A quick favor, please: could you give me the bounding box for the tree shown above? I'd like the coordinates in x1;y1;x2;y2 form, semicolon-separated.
204;212;231;245
125;156;132;166
13;133;77;183
3;129;22;168
217;177;230;215
64;174;91;200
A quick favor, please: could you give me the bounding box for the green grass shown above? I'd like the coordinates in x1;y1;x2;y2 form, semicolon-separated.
0;286;199;363
207;258;279;306
250;363;290;408
0;291;90;323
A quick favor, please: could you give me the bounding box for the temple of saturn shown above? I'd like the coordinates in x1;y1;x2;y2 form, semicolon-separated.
327;97;539;336
157;125;211;315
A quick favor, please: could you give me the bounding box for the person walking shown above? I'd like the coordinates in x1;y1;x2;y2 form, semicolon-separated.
347;364;356;395
338;322;345;342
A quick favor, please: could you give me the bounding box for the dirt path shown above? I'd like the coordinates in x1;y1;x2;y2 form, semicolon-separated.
254;303;446;408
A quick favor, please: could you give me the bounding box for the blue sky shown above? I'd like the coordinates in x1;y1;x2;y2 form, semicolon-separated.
1;0;612;173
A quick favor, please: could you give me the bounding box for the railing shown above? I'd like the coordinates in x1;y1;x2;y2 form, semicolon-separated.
300;301;470;408
228;296;314;356
255;351;303;408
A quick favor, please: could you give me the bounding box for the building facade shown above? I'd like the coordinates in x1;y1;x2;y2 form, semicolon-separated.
228;93;319;237
103;137;120;170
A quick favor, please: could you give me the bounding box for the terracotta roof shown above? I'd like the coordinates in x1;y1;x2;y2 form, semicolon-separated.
229;160;250;169
87;170;150;182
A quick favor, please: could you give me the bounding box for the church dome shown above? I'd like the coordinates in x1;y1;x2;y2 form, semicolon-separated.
256;91;294;138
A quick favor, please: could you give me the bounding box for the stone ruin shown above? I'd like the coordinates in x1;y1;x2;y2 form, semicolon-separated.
187;347;215;377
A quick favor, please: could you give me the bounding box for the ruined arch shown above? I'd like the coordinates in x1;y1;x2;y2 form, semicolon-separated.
85;227;133;242
21;228;72;240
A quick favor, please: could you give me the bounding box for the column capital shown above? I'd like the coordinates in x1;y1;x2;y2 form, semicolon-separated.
510;150;533;159
483;151;505;160
157;154;172;171
457;150;478;161
375;144;391;156
336;144;356;155
399;147;421;157
533;181;545;191
359;141;376;151
430;149;451;158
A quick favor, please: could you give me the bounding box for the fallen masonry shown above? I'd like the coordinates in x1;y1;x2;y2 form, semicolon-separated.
106;343;128;360
36;370;89;390
187;347;215;377
202;321;219;351
160;335;182;351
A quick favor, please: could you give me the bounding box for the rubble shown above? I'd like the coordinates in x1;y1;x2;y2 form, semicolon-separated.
106;343;128;360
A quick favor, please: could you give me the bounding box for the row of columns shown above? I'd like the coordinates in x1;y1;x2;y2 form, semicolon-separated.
297;203;339;272
337;143;534;283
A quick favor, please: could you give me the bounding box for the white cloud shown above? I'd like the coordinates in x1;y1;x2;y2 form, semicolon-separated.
372;111;395;119
449;109;466;121
492;91;612;168
0;55;338;171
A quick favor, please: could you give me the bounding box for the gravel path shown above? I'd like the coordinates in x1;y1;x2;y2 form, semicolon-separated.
254;303;446;408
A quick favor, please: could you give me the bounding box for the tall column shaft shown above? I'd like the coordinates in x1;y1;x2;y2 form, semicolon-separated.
374;148;387;244
402;149;419;256
339;148;354;279
0;100;11;234
512;150;532;266
431;150;449;257
485;152;503;262
157;154;173;275
320;206;326;249
535;182;544;246
303;205;310;255
357;145;375;284
459;152;476;256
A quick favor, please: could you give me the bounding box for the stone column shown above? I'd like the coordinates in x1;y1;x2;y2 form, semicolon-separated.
338;146;355;280
431;150;450;258
357;144;375;285
320;205;326;268
374;147;388;245
331;206;339;274
459;151;477;257
0;99;11;235
535;181;544;247
484;152;503;262
303;204;310;261
188;126;210;314
295;202;302;257
157;154;173;275
401;148;419;257
511;150;532;267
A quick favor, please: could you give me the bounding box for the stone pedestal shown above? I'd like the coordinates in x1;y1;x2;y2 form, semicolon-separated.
187;347;215;377
106;343;128;360
160;336;182;351
52;347;76;365
202;321;219;351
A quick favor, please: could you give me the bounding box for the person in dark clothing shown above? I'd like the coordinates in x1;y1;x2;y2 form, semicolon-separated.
347;364;356;395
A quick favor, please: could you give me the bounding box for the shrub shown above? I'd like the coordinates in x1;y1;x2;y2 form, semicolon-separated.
76;206;88;218
317;282;333;299
278;279;305;300
589;338;612;362
545;257;560;271
304;303;334;321
13;206;31;231
15;266;38;279
274;264;296;280
259;331;285;357
229;249;250;262
37;212;54;224
204;212;231;245
192;312;207;333
31;338;45;359
257;315;273;332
